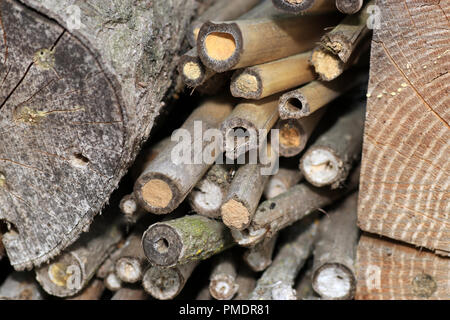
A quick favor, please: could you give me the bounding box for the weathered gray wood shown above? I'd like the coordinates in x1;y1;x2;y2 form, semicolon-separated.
209;252;239;300
243;235;278;272
0;271;45;300
111;285;148;300
0;0;199;270
67;278;105;300
35;211;123;297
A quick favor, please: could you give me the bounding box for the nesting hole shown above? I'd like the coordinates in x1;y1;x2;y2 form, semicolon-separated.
155;238;169;254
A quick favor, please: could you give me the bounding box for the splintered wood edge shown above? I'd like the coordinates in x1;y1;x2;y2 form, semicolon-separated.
230;69;262;99
142;267;182;300
197;21;243;73
310;47;344;81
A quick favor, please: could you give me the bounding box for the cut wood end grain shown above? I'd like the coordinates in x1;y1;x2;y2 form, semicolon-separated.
142;267;182;300
312;263;355;299
183;62;202;81
300;147;341;187
279;122;302;149
310;48;343;81
205;32;237;61
142;179;173;209
209;274;239;300
116;258;142;283
232;72;259;97
222;199;250;230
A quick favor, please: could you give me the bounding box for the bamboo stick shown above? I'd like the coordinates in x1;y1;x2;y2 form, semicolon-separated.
142;261;199;300
232;165;360;247
115;226;148;284
335;0;363;14
134;98;233;214
221;144;278;230
248;218;318;300
230;52;316;100
35;212;123;297
243;235;278;272
300;102;365;189
142;215;234;267
272;0;337;14
197;12;340;72
276;108;326;157
188;0;261;47
263;168;303;199
188;164;235;218
111;285;148;300
221;95;280;160
0;272;44;300
278;70;365;120
68;279;105;300
209;252;239;300
312;193;359;300
320;0;372;63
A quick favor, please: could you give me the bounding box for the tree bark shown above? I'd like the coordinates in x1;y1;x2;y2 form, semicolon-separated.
0;0;200;271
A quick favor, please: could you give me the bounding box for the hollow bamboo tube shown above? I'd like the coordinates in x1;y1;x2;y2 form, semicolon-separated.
300;103;365;189
276;107;326;157
209;252;239;300
178;48;218;88
188;164;235;219
68;279;105;300
230;52;316;100
312;193;359;300
142;261;199;300
35;212;123;297
142;215;234;267
115;226;148;284
243;235;278;272
111;285;148;300
272;0;337;14
221;143;278;230
320;0;372;63
188;0;261;47
335;0;363;14
248;218;318;300
263;168;303;199
0;272;45;300
134;98;233;214
278;70;365;119
221;94;280;160
231;165;360;247
197;12;340;72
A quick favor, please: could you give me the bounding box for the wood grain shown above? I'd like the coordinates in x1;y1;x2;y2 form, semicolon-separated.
358;0;450;255
356;234;450;300
0;0;198;270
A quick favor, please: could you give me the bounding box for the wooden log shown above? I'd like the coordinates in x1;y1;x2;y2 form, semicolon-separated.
312;193;359;300
134;98;233;214
115;226;148;284
300;102;365;189
104;272;122;292
142;215;234;267
188;164;235;219
358;0;449;255
335;0;363;14
119;194;145;225
278;70;366;120
248;218;318;300
221;144;278;230
35;212;123;297
111;285;148;300
276;108;326;157
243;235;278;272
221;95;280;160
67;279;105;300
271;0;336;14
232;165;360;247
188;0;261;47
142;261;199;300
0;271;44;300
209;252;239;300
0;0;199;271
356;234;450;300
96;240;125;279
197;12;340;72
263;168;303;199
230;52;316;100
234;266;257;300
